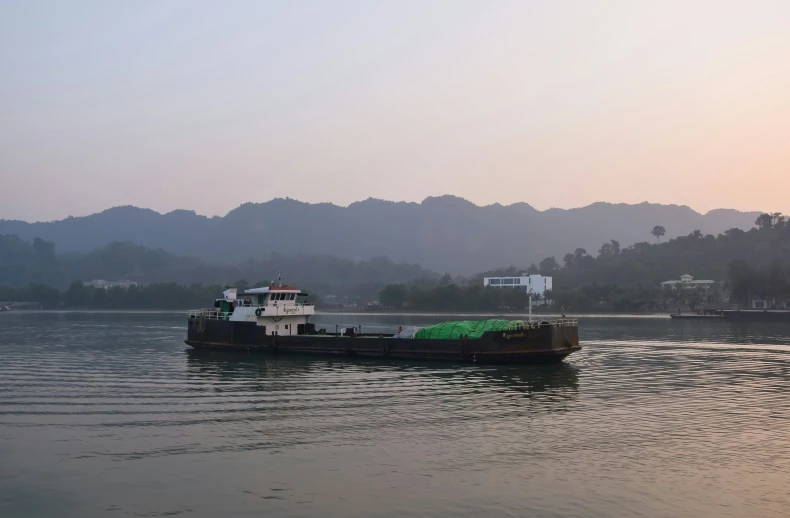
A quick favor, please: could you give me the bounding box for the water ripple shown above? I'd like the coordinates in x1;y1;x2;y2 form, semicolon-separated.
0;312;789;518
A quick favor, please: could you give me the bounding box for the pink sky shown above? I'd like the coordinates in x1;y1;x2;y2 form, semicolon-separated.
1;1;788;221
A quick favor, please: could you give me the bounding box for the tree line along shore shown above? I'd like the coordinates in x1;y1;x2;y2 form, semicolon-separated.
1;213;788;312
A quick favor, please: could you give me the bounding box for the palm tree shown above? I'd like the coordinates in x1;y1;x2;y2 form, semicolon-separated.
651;225;666;244
755;213;773;230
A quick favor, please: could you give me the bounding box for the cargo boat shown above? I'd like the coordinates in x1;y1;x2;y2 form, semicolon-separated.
185;282;581;364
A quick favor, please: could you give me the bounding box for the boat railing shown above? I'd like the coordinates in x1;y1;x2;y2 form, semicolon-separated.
554;318;578;327
187;309;232;320
234;302;316;308
261;302;315;308
509;318;578;330
188;302;314;317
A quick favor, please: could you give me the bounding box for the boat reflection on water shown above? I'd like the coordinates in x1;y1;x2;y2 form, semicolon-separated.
476;362;579;396
185;348;579;399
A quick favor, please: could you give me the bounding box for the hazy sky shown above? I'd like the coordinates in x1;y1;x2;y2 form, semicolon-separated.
2;0;789;222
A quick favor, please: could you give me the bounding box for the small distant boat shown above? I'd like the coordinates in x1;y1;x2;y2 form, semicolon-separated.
185;280;581;364
670;309;724;320
670;308;790;322
0;302;42;311
670;313;724;320
722;309;790;322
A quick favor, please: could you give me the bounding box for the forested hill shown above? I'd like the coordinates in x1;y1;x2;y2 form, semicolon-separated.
0;197;761;274
380;214;790;312
549;216;790;288
2;214;788;311
0;235;438;294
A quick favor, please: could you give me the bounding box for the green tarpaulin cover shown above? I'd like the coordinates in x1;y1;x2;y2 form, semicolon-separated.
413;319;522;340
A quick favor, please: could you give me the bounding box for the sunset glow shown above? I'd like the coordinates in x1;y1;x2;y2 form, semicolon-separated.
1;1;788;221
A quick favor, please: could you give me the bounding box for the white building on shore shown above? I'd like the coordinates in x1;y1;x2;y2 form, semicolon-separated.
483;275;552;304
661;274;719;306
660;274;715;290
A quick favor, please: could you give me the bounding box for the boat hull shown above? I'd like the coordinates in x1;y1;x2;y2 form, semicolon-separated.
186;318;580;364
723;310;790;322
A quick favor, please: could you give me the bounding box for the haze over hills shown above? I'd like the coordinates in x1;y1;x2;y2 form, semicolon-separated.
0;235;437;294
0;196;762;274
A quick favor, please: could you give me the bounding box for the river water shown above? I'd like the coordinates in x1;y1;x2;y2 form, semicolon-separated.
1;311;789;518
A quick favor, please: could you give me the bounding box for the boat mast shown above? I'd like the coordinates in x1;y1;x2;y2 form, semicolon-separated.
528;288;533;323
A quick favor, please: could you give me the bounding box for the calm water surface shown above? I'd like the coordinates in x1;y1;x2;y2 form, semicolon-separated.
1;312;789;518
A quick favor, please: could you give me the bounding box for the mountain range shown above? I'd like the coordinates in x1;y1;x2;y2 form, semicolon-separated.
0;197;762;274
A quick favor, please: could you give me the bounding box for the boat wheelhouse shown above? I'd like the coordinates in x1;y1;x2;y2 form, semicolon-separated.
189;283;315;336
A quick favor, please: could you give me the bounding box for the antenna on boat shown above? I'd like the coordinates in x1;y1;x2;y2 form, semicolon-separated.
277;271;284;287
528;289;533;323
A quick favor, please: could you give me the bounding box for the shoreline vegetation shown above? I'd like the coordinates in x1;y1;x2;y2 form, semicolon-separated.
1;213;788;312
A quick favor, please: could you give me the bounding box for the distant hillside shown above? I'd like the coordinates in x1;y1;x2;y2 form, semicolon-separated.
386;216;790;313
0;197;762;273
0;236;438;294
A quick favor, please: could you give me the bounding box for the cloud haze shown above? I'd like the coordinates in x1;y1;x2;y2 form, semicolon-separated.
1;0;789;222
